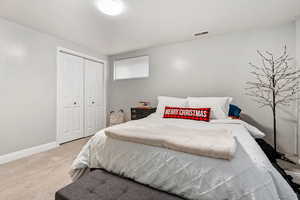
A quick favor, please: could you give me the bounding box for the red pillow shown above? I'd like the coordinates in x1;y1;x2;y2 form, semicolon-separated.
163;107;211;122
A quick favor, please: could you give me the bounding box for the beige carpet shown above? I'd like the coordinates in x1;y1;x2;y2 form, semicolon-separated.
0;137;90;200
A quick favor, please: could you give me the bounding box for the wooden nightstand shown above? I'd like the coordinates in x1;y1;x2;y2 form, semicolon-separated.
131;107;157;120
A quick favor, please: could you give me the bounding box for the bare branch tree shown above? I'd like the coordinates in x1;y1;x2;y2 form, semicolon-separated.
246;46;299;152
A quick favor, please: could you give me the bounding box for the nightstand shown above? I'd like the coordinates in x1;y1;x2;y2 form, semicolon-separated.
131;107;157;120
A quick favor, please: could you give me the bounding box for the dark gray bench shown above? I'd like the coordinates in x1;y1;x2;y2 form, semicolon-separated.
56;169;185;200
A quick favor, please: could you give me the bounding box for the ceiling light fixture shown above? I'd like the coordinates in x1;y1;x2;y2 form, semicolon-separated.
194;31;208;37
96;0;124;16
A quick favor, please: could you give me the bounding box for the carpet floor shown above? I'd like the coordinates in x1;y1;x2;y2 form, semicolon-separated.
0;137;89;200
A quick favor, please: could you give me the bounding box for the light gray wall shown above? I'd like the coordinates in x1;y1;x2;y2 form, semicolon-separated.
109;22;297;154
0;18;106;156
296;18;300;155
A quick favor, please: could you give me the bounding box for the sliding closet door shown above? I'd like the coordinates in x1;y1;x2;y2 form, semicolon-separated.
58;52;84;143
85;60;105;136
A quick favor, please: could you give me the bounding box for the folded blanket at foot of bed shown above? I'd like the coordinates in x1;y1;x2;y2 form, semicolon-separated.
105;122;236;160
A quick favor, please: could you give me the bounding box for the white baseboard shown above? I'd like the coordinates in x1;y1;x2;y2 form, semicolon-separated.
0;142;59;165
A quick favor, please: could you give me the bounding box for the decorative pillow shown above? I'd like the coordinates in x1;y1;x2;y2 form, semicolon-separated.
163;107;211;122
187;97;233;119
156;96;188;117
228;104;242;118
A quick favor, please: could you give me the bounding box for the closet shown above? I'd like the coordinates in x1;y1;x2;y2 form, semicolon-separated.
57;50;105;144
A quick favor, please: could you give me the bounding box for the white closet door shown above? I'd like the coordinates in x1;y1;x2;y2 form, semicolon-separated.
85;60;105;136
58;52;84;143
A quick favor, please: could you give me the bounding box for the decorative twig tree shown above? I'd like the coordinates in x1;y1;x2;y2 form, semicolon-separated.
246;46;300;153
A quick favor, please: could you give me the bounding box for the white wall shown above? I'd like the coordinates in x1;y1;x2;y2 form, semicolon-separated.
0;17;106;156
296;18;300;155
297;18;300;65
109;23;297;154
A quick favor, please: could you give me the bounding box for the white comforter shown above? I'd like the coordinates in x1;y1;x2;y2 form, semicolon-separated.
71;114;297;200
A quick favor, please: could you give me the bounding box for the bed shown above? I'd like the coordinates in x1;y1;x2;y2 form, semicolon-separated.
71;113;297;200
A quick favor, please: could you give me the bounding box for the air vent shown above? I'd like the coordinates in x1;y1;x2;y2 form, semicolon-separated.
194;31;208;37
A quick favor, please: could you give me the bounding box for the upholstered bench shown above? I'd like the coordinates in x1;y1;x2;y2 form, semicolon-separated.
55;169;185;200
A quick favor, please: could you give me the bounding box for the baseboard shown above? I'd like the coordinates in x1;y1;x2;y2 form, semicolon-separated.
0;142;59;165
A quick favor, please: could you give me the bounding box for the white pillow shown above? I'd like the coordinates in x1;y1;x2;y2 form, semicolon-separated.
156;96;188;117
187;97;233;119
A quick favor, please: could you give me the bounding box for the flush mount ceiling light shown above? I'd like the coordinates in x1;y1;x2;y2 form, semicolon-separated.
96;0;125;16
